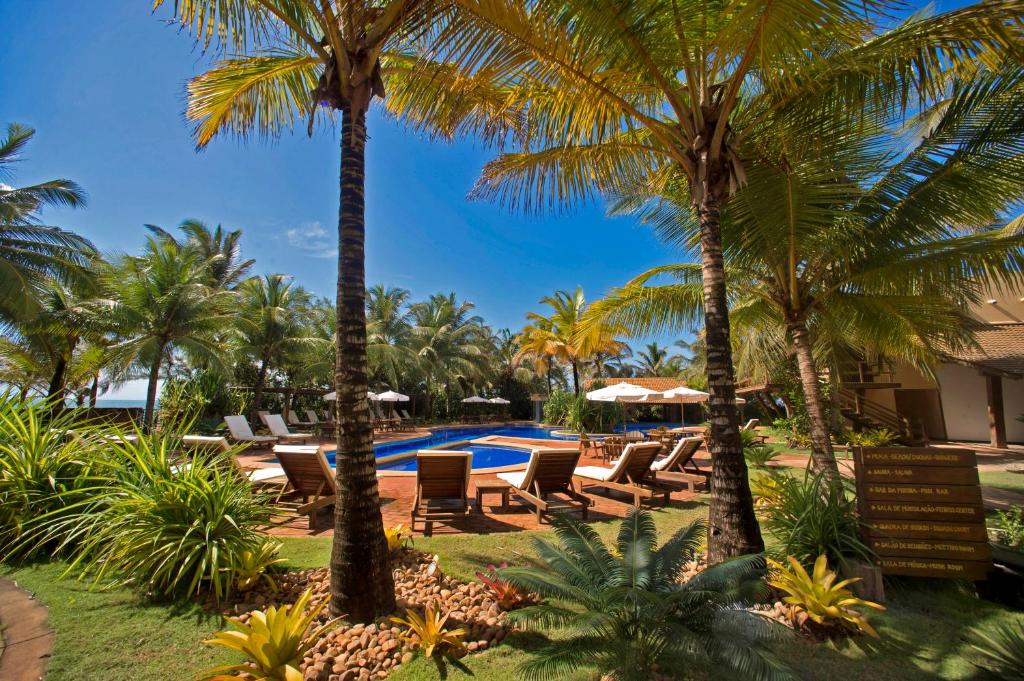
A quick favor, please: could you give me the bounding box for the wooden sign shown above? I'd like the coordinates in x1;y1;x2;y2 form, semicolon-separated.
854;447;991;580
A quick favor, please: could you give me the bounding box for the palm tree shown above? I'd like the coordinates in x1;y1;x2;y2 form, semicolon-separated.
587;67;1024;476
103;237;235;430
410;293;491;416
236;274;322;421
0;123;94;325
366;285;417;389
634;341;683;377
148;220;254;290
518;287;627;395
154;0;518;621
439;0;1022;560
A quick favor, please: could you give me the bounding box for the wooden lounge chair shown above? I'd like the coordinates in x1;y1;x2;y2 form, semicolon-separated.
411;450;472;536
180;435;286;483
274;444;336;529
257;410;271;426
497;448;590;522
650;437;708;491
573;442;669;508
224;415;277;448
304;410;321;425
265;414;313;443
579;433;605;460
399;409;419;428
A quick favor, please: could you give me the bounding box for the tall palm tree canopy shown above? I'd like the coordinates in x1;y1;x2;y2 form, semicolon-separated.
0;123;94;325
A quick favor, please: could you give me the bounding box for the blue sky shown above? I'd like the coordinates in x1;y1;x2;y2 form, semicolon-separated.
1;1;687;397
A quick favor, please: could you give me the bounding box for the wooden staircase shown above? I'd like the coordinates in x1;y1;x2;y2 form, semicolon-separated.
836;388;927;446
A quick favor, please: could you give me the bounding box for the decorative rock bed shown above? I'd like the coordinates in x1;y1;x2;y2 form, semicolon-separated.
218;550;513;681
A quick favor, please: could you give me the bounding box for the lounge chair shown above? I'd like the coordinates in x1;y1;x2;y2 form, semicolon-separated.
741;418;768;444
578;433;605;460
180;435;286;483
411;450;472;536
287;410;315;427
497;448;590;521
650;437;708;491
304;409;321;425
257;410;271;426
274;444;336;529
573;441;669;508
264;414;313;443
399;409;419;428
224;415;278;448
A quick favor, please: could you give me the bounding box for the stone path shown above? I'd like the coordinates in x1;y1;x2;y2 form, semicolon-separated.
0;578;53;681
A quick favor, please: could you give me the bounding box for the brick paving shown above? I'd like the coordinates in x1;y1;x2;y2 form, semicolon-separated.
239;431;709;538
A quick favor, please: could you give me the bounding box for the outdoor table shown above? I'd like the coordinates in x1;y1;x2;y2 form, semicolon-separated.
475;479;512;511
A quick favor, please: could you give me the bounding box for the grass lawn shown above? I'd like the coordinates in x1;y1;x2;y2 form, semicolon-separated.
979;470;1024;497
4;499;1022;680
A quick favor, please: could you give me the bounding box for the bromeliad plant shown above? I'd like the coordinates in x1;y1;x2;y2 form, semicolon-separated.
499;509;794;681
384;524;412;553
768;555;885;639
200;588;339;681
231;539;287;593
475;562;533;610
391;604;467;659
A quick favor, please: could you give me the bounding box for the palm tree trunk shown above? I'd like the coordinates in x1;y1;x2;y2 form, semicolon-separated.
251;356;269;422
47;357;68;409
144;346;164;432
89;373;99;407
330;104;395;622
545;358;553;394
571;359;581;395
698;188;764;562
787;320;839;477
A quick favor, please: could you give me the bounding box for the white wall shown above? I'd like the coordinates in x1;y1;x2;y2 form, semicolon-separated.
936;364;1024;444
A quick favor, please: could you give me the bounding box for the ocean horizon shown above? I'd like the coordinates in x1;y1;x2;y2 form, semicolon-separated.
91;399;149;409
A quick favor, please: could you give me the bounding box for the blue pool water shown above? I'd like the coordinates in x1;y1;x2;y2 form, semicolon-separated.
371;444;532;471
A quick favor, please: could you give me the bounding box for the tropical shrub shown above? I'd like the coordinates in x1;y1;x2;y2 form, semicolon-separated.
845;428;898;447
232;539;287;592
38;432;273;601
499;510;793;681
742;429;778;468
200;588;339;680
970;623;1024;678
0;396;105;559
759;471;872;568
768;555;886;639
158;369;233;433
475;562;533;610
391;605;467;658
994;506;1024;551
749;471;786;508
542;391;573;426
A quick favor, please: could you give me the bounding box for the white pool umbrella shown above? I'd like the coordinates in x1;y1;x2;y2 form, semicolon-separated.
376;390;409;402
462;395;490;403
488;397;510;404
641;386;745;425
585;383;660;433
323;390;378;401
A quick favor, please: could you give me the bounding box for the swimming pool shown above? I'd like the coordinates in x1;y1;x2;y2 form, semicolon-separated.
371;444;532;471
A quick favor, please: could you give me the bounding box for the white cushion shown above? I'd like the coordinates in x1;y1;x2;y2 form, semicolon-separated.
650;456;670;472
248;466;286;482
573;465;615;482
497;471;527;488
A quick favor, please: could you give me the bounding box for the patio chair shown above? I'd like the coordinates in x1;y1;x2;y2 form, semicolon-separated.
274;444;336;529
497;448;589;522
741;418;768;444
179;435;286;484
304;409;321;425
224;415;277;448
399;409;419;428
578;433;605;460
257;410;270;426
601;436;626;463
264;414;313;444
650;437;708;491
411;450;472;536
573;441;670;508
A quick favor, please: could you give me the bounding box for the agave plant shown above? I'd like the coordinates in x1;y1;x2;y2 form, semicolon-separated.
200;588;339;681
476;562;533;610
500;509;794;681
768;555;885;638
0;394;106;559
970;623;1024;678
33;430;274;601
391;604;467;658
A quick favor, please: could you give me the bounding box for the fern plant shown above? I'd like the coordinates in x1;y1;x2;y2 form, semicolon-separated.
499;509;794;681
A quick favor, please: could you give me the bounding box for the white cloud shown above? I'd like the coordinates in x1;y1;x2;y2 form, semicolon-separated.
285;222;338;258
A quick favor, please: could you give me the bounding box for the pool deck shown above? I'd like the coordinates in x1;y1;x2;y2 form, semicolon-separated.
239;424;708;537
